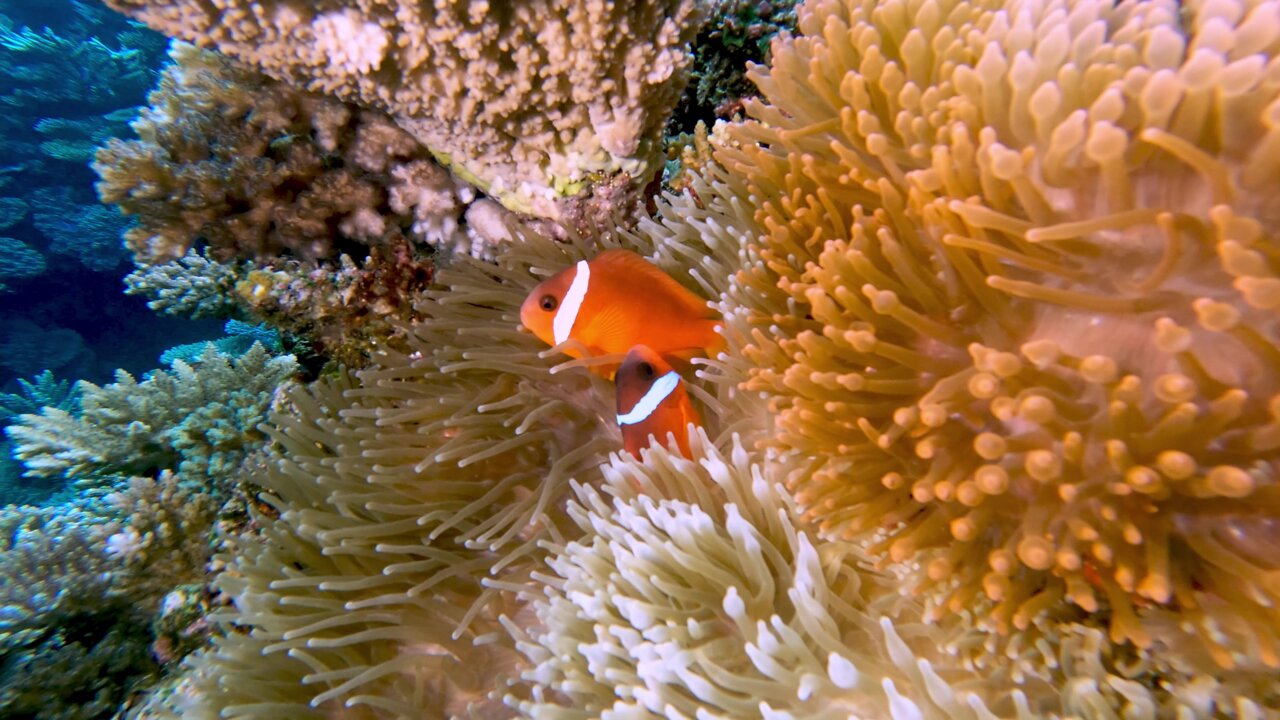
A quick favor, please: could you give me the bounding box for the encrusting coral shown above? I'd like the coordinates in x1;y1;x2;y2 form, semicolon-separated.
234;238;436;369
710;0;1280;681
99;0;704;220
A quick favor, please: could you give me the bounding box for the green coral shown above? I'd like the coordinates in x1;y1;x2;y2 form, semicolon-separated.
6;343;296;486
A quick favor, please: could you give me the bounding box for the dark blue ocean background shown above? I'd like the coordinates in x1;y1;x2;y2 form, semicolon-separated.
0;0;222;504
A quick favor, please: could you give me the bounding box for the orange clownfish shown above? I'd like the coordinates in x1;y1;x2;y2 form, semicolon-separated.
519;249;723;370
615;345;701;458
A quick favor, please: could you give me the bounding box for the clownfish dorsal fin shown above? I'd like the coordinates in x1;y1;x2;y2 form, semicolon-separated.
590;249;717;319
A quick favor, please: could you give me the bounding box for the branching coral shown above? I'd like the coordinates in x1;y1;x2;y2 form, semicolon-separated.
0;369;80;423
30;186;130;273
0;23;156;113
7;343;296;486
95;42;493;264
710;0;1280;676
124;249;250;320
100;0;704;220
0;471;220;720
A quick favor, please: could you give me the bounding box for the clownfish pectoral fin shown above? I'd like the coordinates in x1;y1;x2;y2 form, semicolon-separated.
580;302;636;354
591;249;716;318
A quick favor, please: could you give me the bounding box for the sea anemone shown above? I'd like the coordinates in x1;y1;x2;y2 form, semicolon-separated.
161;228;625;717
507;431;1026;719
716;0;1280;670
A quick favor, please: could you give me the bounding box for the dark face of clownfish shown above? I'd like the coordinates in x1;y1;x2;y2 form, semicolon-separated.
615;345;700;458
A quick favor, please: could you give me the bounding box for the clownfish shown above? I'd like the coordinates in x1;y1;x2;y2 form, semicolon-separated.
615;345;701;458
519;249;723;371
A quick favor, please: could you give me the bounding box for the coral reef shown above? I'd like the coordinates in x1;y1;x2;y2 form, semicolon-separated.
0;369;80;424
95;41;510;265
7;343;296;487
157;320;281;367
0;472;220;720
101;0;704;219
0;0;211;391
712;0;1280;679
0;503;157;720
0;236;46;289
234;239;435;369
30;186;130;273
0;22;155;115
0;197;28;230
0;316;88;380
668;0;799;130
124;249;249;321
27;0;1280;716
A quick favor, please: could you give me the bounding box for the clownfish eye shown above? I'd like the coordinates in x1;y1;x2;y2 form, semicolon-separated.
540;294;558;312
637;361;655;379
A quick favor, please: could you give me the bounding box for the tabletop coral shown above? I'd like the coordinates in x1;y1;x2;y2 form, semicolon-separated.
716;0;1280;673
99;0;704;220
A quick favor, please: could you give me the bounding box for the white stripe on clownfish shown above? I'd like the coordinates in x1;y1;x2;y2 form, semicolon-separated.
617;370;681;425
553;259;591;345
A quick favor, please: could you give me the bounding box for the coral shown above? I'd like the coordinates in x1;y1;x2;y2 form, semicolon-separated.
0;316;87;379
662;120;719;195
0;24;156;113
0;472;219;720
668;0;799;130
30;186;130;273
155;225;673;718
7;343;297;486
0;369;80;424
149;584;215;667
512;429;1280;719
158;321;282;367
34;109;139;164
0;196;28;230
235;238;434;369
0;236;46;289
709;0;1280;677
94;42;497;264
101;0;704;219
0;502;155;720
124;249;249;320
98;472;219;596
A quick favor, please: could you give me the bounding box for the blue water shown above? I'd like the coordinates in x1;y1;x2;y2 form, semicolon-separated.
0;0;224;504
0;0;221;391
